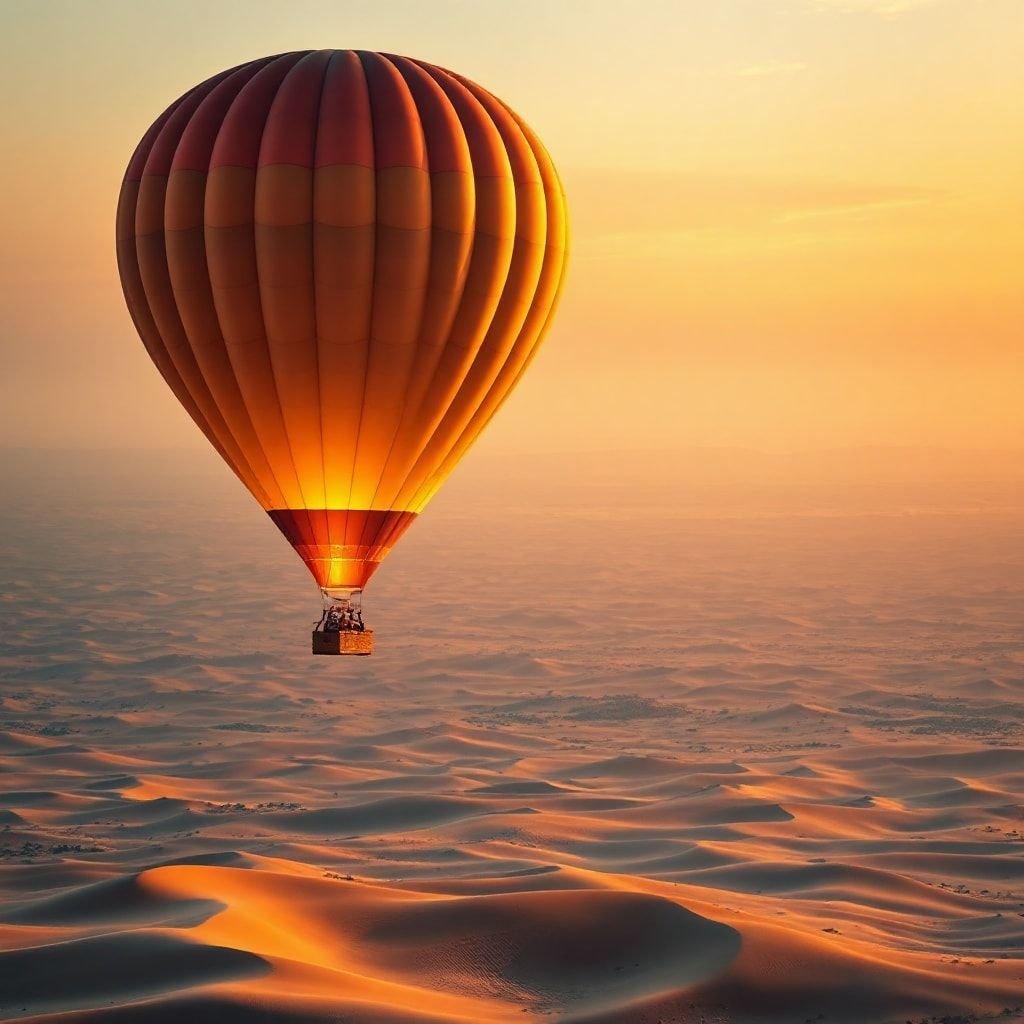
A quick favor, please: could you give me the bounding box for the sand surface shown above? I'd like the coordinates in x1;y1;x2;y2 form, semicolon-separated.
1;448;1022;1023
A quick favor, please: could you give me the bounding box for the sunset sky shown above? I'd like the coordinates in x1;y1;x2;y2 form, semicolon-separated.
1;0;1021;456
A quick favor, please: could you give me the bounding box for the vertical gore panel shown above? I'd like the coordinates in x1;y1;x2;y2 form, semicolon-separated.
346;52;432;512
134;74;271;502
364;55;476;513
205;53;308;510
314;51;376;512
412;81;569;511
165;60;283;510
389;65;518;512
255;50;332;516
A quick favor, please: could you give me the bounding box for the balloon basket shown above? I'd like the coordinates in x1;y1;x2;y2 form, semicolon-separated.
312;629;374;656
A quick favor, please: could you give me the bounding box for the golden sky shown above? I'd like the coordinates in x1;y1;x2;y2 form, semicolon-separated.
1;0;1021;454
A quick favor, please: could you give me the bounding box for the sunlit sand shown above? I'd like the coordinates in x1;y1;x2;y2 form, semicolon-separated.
1;449;1022;1021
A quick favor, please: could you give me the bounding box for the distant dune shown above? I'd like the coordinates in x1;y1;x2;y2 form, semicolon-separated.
1;448;1023;1021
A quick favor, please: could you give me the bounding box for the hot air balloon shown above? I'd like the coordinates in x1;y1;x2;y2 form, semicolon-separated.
116;50;568;654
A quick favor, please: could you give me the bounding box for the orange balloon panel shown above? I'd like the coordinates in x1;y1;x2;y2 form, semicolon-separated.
117;50;568;590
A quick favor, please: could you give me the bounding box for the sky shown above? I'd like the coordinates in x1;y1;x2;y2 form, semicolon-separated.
1;0;1021;457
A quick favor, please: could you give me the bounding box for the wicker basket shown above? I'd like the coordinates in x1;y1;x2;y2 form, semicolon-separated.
312;629;374;656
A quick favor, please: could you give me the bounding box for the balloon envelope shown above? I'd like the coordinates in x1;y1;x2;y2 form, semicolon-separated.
117;50;567;592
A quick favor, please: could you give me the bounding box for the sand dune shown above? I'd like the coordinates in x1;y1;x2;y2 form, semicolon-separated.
1;450;1023;1021
2;933;269;1020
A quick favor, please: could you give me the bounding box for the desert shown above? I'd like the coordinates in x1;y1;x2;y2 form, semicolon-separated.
1;448;1022;1023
